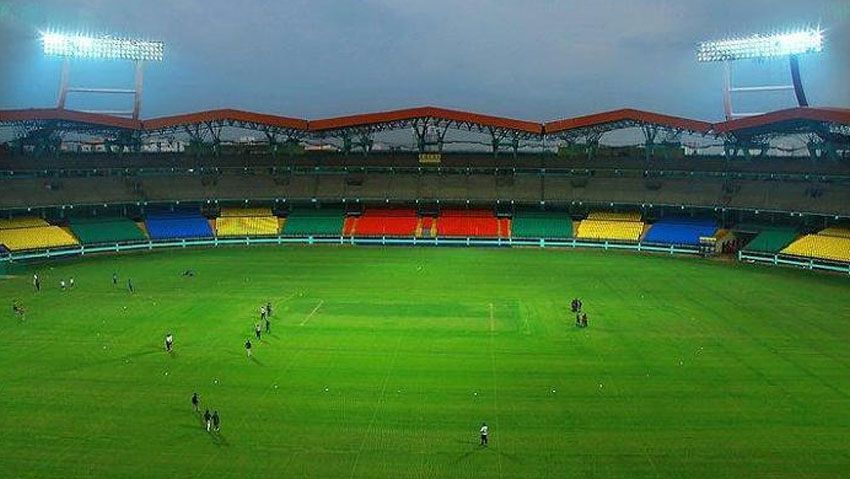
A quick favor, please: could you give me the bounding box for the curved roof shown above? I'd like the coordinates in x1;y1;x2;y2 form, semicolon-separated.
545;108;713;135
309;106;543;134
0;108;141;130
713;107;850;135
142;108;308;131
2;105;849;139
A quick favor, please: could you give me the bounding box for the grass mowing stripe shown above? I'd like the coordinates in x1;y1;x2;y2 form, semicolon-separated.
488;302;503;479
300;300;324;326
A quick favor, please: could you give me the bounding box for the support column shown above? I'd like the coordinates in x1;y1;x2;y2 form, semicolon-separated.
57;59;70;110
133;61;145;120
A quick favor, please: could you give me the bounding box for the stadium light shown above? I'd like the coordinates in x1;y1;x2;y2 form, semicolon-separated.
697;27;825;120
41;32;164;62
697;28;823;62
41;30;165;119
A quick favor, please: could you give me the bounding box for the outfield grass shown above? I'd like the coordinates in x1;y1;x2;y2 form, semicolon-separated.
1;246;849;478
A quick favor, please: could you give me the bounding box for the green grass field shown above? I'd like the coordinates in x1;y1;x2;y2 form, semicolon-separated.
1;246;849;478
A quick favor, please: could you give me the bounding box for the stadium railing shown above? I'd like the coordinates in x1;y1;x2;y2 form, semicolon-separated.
2;234;847;276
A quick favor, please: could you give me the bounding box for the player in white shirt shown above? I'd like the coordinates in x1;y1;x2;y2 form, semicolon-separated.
60;279;66;291
165;333;174;352
479;423;489;447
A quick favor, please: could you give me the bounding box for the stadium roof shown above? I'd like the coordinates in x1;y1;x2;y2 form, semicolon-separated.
545;108;713;135
713;107;850;137
142;109;308;132
2;105;849;140
0;108;141;130
309;106;543;135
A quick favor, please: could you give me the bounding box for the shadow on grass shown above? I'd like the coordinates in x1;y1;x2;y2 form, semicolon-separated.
211;431;229;447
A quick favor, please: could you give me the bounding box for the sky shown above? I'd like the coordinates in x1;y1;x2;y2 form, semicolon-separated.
0;0;848;123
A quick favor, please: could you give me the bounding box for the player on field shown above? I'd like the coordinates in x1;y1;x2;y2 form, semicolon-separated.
259;305;267;322
264;315;271;334
203;409;212;432
212;411;220;432
245;339;252;357
127;278;135;293
33;274;40;292
479;423;489;447
60;279;66;291
255;323;262;341
191;392;200;412
12;301;26;320
112;272;118;286
165;333;174;353
69;277;75;289
266;301;272;316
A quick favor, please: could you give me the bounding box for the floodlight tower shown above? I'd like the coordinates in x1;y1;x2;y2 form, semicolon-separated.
697;28;824;120
41;32;164;119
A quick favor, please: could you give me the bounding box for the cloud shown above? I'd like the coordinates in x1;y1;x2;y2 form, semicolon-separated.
0;0;847;121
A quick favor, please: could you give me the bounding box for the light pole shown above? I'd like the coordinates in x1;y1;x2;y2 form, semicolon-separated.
697;28;824;120
41;31;165;119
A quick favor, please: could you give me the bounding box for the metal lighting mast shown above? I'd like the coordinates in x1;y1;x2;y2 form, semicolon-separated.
41;31;165;119
697;28;824;120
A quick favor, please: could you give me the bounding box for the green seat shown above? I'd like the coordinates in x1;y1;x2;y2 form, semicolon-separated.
511;211;573;238
283;209;344;236
69;217;147;244
743;227;799;254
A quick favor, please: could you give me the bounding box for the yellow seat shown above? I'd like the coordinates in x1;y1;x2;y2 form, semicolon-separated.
576;219;643;241
818;227;850;239
219;207;274;217
782;234;850;262
586;211;642;222
0;217;49;229
0;226;80;251
216;209;279;236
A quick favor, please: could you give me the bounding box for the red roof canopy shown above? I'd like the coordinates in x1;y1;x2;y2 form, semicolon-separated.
0;108;141;130
309;106;543;134
713;107;850;134
545;108;712;134
142;109;308;131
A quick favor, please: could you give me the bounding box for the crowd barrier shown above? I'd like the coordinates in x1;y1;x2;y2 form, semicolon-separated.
738;251;850;275
0;235;701;264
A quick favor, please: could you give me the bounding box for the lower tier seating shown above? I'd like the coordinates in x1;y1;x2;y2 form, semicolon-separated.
643;218;717;246
511;211;573;238
216;207;279;236
742;227;799;253
282;209;344;236
145;210;214;240
0;222;80;251
782;231;850;263
436;209;502;237
350;208;418;237
69;217;147;244
576;211;644;242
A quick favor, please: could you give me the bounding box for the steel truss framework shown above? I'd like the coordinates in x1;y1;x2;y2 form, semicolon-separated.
1;105;848;159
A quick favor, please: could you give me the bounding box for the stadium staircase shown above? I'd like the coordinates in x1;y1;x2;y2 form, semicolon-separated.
215;207;280;237
781;227;850;263
0;217;80;252
642;217;717;246
575;211;643;242
511;211;573;238
144;210;214;240
69;217;147;244
282;209;345;236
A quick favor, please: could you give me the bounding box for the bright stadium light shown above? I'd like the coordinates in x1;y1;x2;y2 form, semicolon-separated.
41;31;164;62
41;30;165;119
697;27;825;120
697;28;823;62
